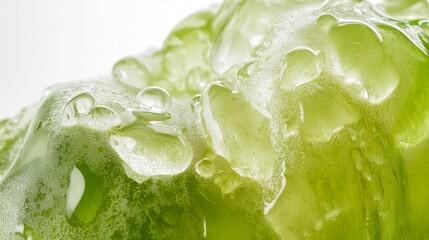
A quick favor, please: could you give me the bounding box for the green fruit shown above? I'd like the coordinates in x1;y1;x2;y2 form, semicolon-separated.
1;0;429;239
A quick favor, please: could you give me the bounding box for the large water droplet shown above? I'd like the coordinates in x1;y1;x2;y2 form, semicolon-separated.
298;85;360;142
214;171;241;195
109;123;193;183
237;59;258;82
201;82;275;184
316;14;337;30
330;21;399;103
195;158;216;178
113;57;152;89
280;47;321;90
63;93;95;124
87;106;121;130
136;87;172;114
66;164;104;226
191;94;202;113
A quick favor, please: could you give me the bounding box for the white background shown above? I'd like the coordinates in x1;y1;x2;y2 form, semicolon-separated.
0;0;221;118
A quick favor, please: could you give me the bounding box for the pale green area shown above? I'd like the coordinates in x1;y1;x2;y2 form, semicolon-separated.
1;0;429;239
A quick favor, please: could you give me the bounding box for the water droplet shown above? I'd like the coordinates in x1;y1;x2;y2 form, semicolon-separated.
66;164;104;226
195;158;216;178
136;87;172;114
214;171;241;195
330;21;398;103
113;57;152;89
63;93;95;123
280;47;321;90
109;123;193;183
317;14;337;30
237;59;258;82
201;83;276;184
191;94;202;113
186;67;210;93
298;85;360;142
87;106;121;129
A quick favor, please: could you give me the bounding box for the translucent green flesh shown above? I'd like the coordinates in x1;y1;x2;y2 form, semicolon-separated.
2;0;429;239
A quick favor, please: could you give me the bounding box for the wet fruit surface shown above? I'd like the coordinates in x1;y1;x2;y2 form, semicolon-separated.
1;0;429;239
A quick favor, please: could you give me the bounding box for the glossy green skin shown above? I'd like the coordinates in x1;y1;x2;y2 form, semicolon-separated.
1;0;429;239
